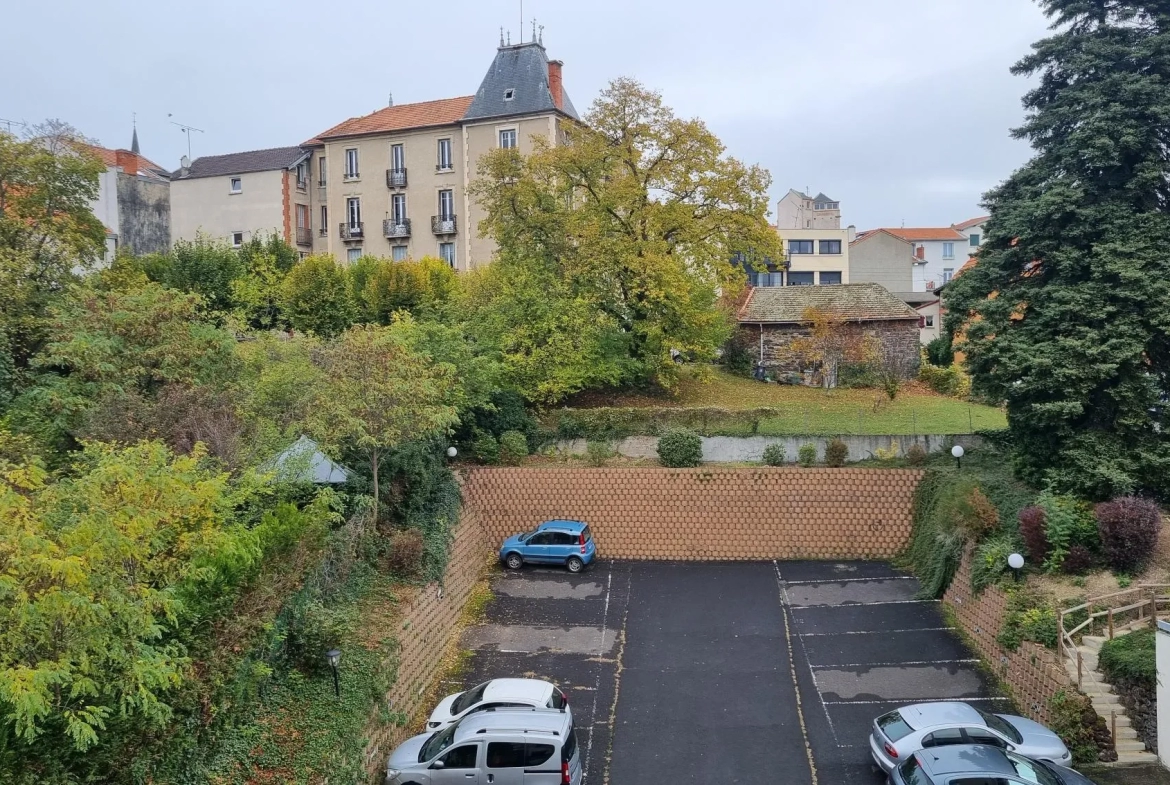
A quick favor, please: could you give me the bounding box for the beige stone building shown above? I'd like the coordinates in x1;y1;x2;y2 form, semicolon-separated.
775;188;842;230
302;40;578;270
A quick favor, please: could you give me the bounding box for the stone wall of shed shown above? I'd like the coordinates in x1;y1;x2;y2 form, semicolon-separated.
737;319;921;381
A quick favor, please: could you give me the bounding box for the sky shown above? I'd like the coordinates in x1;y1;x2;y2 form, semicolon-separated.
1;0;1053;229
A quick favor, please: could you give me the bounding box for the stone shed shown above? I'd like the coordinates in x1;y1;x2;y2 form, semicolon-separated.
735;282;921;385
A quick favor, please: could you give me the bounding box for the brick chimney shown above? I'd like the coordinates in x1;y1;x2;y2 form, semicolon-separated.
115;149;138;176
548;59;564;111
915;244;925;260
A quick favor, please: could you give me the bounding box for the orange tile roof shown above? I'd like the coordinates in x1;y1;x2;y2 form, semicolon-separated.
306;96;475;144
953;216;990;232
80;143;167;177
875;227;967;242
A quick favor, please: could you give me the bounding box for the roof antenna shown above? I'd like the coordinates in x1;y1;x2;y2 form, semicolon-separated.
507;30;511;45
538;24;544;45
532;17;537;43
500;26;505;46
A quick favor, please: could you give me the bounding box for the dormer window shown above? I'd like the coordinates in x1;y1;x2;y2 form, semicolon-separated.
503;89;515;101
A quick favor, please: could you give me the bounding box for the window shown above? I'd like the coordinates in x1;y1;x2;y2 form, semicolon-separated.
896;757;935;785
391;193;407;225
231;231;243;248
390;143;405;172
392;245;408;262
750;271;782;287
319;205;328;235
819;239;842;254
963;727;1007;748
346;197;361;228
439;242;456;267
787;271;814;286
1006;751;1061;785
877;711;916;743
942;268;954;284
942;241;955;259
561;726;577;763
347;247;362;263
499;129;517;149
439;745;478;769
486;742;526;769
295;161;308;189
819;271;842;285
317;156;326;186
921;728;966;748
344;148;359;178
976;710;1023;743
788;240;814;254
924;315;934;327
523;744;555;767
969;233;981;246
437;138;452;170
438;189;454;221
229;177;242;193
503;88;515;101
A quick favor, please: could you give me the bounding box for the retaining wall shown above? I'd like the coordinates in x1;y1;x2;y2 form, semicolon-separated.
552;433;983;463
461;467;925;560
943;549;1073;726
361;508;492;776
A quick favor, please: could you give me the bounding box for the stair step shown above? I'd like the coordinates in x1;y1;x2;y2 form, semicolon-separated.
1079;682;1113;695
1083;636;1107;651
1113;740;1149;753
1091;693;1122;706
1109;751;1159;766
1112;727;1139;741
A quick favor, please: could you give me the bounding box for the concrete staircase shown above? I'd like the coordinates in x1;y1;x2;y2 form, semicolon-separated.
1070;632;1158;765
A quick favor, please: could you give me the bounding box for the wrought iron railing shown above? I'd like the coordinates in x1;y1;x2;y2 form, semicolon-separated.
431;215;457;235
383;218;412;239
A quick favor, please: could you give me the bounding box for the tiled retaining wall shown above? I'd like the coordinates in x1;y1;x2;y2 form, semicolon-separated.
461;467;925;560
943;549;1072;726
361;508;491;776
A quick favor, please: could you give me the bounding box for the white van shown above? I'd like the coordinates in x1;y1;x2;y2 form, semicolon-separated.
386;707;582;785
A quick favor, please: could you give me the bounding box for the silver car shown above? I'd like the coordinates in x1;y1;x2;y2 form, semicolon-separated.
870;701;1072;773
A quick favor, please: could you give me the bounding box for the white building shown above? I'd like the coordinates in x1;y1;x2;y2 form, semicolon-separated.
855;227;971;292
775;188;842;230
953;216;989;253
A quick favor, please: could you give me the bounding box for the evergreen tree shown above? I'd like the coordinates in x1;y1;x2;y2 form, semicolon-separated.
945;1;1170;500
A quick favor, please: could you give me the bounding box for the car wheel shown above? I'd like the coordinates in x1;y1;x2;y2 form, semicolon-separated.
505;553;523;570
566;556;584;573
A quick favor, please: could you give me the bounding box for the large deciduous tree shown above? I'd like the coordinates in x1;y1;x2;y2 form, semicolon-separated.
944;1;1170;500
309;325;458;521
279;254;355;337
470;78;781;400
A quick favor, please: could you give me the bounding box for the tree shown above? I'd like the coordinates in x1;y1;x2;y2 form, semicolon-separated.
471;78;781;395
358;256;458;324
279;254;355;337
0;442;231;752
309;325;458;522
789;307;879;389
944;1;1170;500
146;235;245;317
0;123;106;388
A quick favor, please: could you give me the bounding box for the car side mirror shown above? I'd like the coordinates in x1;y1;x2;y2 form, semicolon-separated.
431;760;445;770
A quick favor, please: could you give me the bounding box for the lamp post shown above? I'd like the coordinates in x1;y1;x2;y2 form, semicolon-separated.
446;446;458;459
1008;552;1025;583
326;648;341;698
951;444;965;470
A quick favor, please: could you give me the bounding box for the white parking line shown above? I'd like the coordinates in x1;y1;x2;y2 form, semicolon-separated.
822;697;1010;706
797;627;956;637
583;563;612;781
811;659;980;669
784;576;916;585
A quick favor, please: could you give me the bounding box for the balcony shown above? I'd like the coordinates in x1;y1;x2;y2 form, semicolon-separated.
296;226;312;246
383;218;412;239
386;168;408;188
339;222;364;242
295;178;308;192
431;215;457;235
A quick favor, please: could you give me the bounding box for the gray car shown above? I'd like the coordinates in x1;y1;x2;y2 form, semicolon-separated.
870;702;1072;773
889;744;1096;785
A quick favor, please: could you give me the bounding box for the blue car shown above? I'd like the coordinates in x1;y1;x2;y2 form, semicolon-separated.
500;520;596;573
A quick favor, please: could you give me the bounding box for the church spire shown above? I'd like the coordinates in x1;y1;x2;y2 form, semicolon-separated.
131;113;140;154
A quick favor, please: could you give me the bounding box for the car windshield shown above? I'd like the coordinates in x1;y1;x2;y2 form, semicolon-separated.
877;710;915;742
518;530;537;543
897;756;935;785
1006;752;1061;785
977;709;1024;744
419;723;458;762
451;682;490;715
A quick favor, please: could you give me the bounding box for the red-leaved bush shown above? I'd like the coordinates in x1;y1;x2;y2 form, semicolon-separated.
1019;505;1049;563
1095;497;1162;574
1062;545;1096;575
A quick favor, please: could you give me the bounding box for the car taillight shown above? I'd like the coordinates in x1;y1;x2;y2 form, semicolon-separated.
561;688;569;706
562;760;570;784
884;742;899;759
579;533;586;553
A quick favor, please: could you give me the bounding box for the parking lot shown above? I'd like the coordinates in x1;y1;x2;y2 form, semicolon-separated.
455;559;1006;784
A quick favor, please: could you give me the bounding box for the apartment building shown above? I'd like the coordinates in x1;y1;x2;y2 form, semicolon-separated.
852;227;969;292
85;131;171;263
775;188;842;230
170;146;313;251
303;39;578;269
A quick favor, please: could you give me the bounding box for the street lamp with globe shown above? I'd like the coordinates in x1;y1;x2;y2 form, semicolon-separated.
446;446;457;459
951;444;965;470
326;648;341;697
1008;552;1025;583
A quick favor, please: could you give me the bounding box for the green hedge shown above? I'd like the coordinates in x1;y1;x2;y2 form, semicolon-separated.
1099;628;1155;684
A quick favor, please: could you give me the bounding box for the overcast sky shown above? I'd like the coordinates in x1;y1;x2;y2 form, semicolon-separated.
2;0;1052;229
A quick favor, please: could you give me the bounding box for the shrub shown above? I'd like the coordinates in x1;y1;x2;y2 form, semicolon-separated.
1019;505;1049;563
926;335;955;367
1049;690;1107;765
1061;544;1096;575
1098;628;1156;684
1037;492;1099;573
762;444;786;466
824;438;848;467
971;534;1020;594
282;598;357;673
498;430;529;466
797;443;817;467
905;443;927;466
472;430;499;465
875;440;900;460
838;361;880;389
1095;497;1162;574
918;362;970;398
385;528;426;578
657;428;703;468
962;487;1001;540
881;372;900;401
998;590;1058;650
585;440;616;467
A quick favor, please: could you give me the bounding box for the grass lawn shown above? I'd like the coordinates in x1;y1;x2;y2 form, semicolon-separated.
560;366;1007;436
